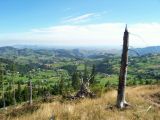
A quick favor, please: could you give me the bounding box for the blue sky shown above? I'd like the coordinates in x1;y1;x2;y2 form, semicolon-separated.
0;0;160;47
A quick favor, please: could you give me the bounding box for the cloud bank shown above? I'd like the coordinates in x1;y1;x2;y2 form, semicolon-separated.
0;23;160;47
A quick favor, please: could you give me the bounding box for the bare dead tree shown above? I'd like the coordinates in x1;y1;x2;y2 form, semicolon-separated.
2;82;6;109
49;112;55;120
0;64;6;109
85;75;94;88
117;25;129;108
75;73;95;98
29;79;33;105
12;57;17;106
27;70;34;105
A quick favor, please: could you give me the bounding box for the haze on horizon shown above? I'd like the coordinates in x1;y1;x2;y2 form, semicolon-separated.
0;0;160;48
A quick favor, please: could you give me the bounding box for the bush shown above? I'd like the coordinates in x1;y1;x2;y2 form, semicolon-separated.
145;80;152;85
90;84;104;97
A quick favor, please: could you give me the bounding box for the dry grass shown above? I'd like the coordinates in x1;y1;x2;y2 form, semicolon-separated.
2;85;160;120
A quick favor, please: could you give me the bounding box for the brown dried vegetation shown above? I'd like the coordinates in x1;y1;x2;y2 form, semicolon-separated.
1;85;159;120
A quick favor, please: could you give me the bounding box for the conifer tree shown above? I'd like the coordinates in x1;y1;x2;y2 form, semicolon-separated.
90;64;96;85
83;63;88;83
22;86;29;101
71;71;80;90
16;81;22;102
59;75;64;95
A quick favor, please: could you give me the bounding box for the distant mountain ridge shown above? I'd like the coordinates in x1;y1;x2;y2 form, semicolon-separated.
0;46;119;59
130;46;160;56
0;46;160;59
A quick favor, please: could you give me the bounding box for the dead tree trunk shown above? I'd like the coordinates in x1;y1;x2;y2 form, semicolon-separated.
13;79;16;105
29;80;32;105
0;64;6;109
12;60;16;106
75;76;95;98
117;25;129;108
2;82;6;109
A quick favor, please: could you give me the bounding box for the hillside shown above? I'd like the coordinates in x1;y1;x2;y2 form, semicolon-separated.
1;85;159;120
0;46;119;59
0;46;160;120
0;46;160;107
130;46;160;56
1;46;160;59
1;0;160;119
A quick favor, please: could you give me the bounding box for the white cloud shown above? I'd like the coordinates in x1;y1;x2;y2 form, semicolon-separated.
0;23;160;47
63;13;96;23
62;11;108;24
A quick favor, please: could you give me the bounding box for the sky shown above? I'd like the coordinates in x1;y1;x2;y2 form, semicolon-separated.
0;0;160;48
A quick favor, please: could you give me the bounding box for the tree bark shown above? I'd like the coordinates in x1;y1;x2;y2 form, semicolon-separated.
29;80;32;105
2;82;6;109
12;62;16;106
0;64;6;109
117;25;129;108
13;80;16;105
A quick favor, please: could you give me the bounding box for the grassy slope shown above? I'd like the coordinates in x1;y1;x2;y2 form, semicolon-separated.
3;85;160;120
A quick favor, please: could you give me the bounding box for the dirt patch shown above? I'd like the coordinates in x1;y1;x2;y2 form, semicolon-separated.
7;103;40;117
0;113;6;120
142;91;160;108
150;92;160;104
